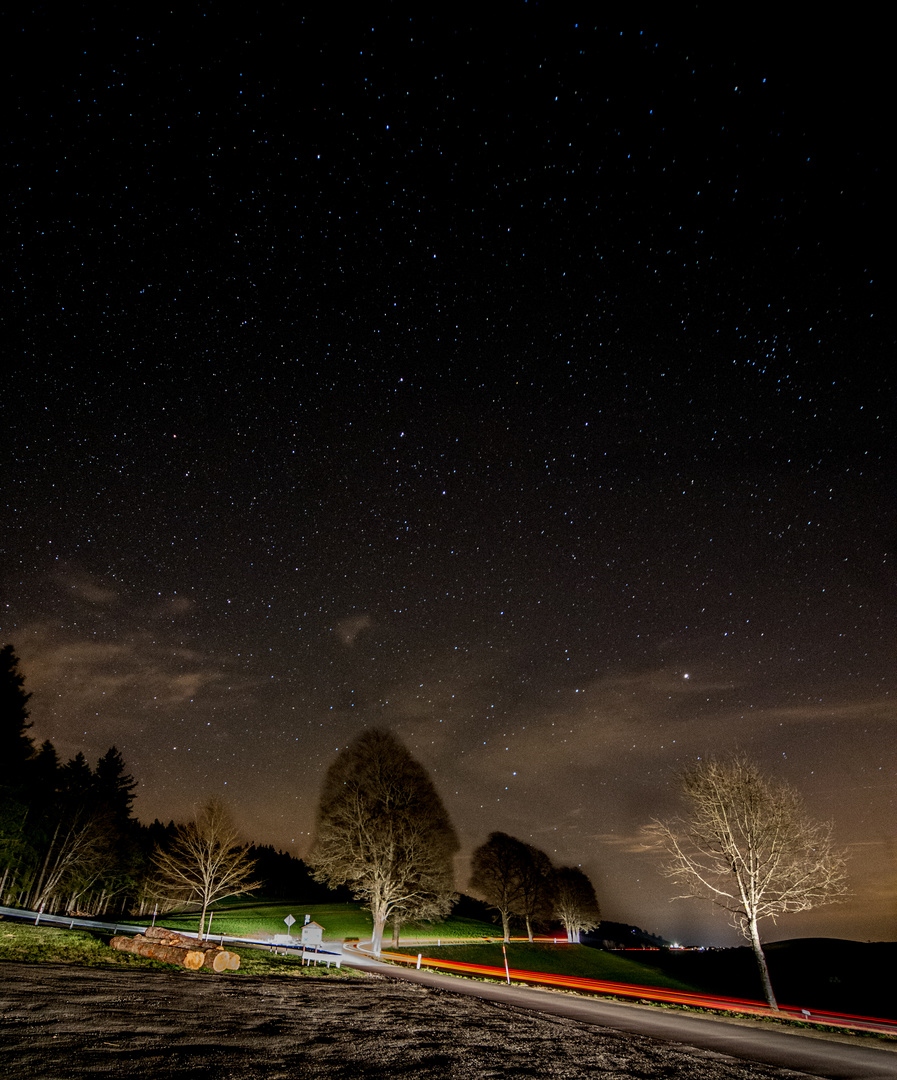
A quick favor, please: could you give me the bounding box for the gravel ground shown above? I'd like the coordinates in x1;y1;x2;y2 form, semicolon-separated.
0;962;817;1079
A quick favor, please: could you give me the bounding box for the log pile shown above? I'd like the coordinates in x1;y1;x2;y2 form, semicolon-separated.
110;927;240;973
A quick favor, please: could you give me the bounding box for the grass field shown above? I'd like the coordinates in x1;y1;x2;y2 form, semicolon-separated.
152;901;375;941
145;900;499;945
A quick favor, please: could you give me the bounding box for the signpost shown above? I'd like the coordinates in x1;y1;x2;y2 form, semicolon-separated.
284;914;296;938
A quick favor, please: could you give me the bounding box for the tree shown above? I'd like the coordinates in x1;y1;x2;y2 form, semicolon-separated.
469;832;554;942
553;867;602;943
309;728;458;955
516;842;555;941
28;752;111;910
0;644;33;790
150;799;260;938
650;755;849;1008
94;746;137;822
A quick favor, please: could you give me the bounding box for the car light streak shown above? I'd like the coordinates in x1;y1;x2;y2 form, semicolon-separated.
351;944;896;1035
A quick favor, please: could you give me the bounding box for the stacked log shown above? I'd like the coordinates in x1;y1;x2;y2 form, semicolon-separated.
111;928;240;972
110;934;206;970
145;926;240;970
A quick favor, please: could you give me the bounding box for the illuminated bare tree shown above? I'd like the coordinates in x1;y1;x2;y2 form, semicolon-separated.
150;799;259;938
553;867;602;943
650;755;849;1008
309;729;458;955
30;805;113;909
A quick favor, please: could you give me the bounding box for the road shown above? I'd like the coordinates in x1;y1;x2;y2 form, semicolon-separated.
340;945;897;1080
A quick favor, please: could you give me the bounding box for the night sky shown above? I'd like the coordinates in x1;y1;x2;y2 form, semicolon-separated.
3;13;892;945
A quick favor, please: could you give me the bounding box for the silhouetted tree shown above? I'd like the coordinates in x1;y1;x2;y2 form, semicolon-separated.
469;832;554;942
309;728;458;955
650;755;849;1009
249;845;352;902
28;752;117;910
0;645;33;789
516;843;555;941
94;746;137;822
553;867;601;943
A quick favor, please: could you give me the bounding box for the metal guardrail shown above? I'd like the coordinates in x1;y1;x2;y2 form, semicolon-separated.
0;904;146;936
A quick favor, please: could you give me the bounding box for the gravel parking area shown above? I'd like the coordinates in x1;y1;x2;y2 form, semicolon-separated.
0;962;823;1078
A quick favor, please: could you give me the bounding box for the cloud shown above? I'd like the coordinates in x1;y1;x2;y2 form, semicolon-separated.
594;827;662;855
18;624;227;717
160;595;195;616
746;698;893;726
66;576;119;606
334;614;373;646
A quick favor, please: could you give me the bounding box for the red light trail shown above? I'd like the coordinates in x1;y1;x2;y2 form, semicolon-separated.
348;943;896;1036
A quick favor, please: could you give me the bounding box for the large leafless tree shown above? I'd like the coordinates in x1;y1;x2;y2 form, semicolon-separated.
650;755;849;1008
309;728;458;955
150;798;259;938
553;866;602;943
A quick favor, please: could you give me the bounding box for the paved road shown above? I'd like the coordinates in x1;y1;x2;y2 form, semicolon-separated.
340;946;897;1080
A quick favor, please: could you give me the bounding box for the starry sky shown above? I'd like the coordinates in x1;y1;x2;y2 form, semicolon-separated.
2;12;892;946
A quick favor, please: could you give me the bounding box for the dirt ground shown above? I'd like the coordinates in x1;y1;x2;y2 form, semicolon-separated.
0;961;814;1079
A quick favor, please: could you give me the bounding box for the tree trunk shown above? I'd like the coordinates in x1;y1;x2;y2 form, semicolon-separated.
748;918;778;1009
145;926;203;947
31;821;60;909
500;910;511;943
525;916;533;942
111;935;205;970
371;911;387;955
391;917;401;946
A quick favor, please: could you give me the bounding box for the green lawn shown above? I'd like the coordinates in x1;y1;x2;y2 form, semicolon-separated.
149;901;375;941
145;900;498;944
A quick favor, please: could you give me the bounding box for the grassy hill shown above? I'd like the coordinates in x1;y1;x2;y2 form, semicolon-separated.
392;941;701;994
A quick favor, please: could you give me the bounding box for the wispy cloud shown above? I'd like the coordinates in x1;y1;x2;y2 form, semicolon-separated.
22;629;224;709
334;614;373;646
594;827;661;855
65;576;119;606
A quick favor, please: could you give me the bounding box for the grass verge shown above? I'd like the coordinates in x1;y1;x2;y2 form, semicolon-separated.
0;922;364;979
